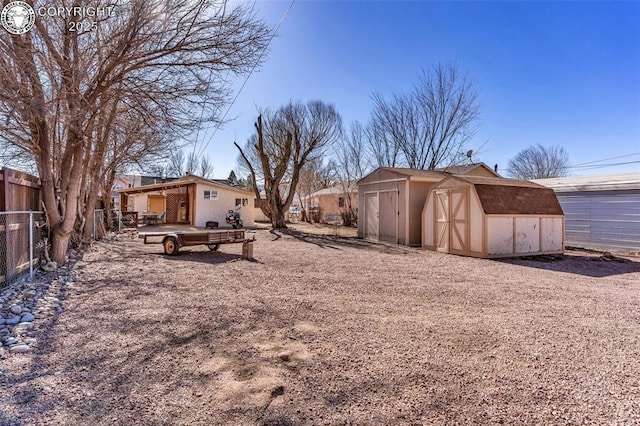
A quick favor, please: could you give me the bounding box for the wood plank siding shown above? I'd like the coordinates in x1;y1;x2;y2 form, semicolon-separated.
0;168;43;287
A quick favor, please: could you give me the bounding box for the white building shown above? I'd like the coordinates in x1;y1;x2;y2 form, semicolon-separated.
116;173;258;228
534;172;640;252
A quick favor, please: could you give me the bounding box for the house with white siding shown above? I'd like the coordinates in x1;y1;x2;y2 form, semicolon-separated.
116;173;258;228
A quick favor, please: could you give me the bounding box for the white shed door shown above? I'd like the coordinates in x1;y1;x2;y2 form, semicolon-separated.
364;193;379;240
379;190;398;243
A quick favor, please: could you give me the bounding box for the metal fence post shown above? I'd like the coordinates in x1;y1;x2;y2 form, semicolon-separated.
29;211;34;280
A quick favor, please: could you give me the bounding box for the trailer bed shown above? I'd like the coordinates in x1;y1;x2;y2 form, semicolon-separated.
139;229;254;257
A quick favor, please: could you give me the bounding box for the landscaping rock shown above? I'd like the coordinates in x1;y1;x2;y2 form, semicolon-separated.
10;305;22;315
4;337;18;346
20;313;35;323
5;316;20;325
9;344;31;354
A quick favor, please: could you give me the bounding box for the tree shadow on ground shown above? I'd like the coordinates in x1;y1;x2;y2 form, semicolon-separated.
498;252;640;278
270;228;416;255
0;285;291;425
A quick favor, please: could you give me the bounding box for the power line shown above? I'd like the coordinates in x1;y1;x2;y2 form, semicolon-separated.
191;1;228;160
570;152;640;167
499;160;640;174
195;0;297;160
570;160;640;170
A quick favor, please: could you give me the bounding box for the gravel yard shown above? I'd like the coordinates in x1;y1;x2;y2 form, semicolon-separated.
1;223;640;425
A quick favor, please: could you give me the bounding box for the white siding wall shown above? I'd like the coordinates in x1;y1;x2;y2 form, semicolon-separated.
487;217;514;255
541;217;564;252
422;193;435;247
133;195;146;213
194;183;255;228
515;217;540;253
469;193;483;253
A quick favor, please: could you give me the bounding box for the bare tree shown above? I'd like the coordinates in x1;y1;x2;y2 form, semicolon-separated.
168;151;186;177
0;0;270;263
335;121;372;225
199;156;214;179
508;144;570;180
186;152;199;176
235;100;343;228
370;63;481;169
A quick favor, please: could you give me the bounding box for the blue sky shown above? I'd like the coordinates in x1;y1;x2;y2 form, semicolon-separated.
191;0;640;179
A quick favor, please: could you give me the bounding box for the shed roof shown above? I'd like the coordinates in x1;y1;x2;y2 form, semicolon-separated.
375;167;449;179
440;176;564;215
358;167;449;185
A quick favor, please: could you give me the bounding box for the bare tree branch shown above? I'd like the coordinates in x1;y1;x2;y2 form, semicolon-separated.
508;144;570;179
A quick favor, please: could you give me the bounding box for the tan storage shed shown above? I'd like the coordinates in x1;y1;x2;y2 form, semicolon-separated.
422;176;565;258
358;168;446;246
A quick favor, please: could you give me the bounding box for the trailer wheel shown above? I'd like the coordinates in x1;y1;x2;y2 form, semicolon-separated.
163;237;180;256
207;244;220;251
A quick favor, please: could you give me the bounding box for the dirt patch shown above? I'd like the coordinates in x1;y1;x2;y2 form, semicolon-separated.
1;224;639;424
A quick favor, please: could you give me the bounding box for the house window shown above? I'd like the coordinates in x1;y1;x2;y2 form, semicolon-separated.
338;197;345;208
204;190;218;200
236;198;248;206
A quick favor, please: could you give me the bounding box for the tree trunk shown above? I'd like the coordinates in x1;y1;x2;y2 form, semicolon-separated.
51;230;70;265
272;208;288;228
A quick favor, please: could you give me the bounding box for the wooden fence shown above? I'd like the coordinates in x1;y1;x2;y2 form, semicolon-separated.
0;168;43;287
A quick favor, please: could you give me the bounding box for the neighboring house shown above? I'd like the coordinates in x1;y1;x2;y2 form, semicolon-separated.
116;173;257;228
358;164;502;246
533;172;640;252
303;183;358;224
436;162;502;178
423;175;564;258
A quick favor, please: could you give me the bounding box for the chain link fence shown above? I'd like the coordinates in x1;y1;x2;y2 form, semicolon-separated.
93;209;105;240
0;211;47;289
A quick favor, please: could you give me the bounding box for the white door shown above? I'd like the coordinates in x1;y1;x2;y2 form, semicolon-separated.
379;190;398;243
364;193;379;240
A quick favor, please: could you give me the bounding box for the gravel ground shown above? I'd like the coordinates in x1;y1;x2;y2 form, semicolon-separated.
1;223;639;425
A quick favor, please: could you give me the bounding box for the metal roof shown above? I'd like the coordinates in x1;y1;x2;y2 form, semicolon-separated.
532;172;640;193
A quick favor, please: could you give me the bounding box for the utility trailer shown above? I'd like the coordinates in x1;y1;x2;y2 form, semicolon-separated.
140;229;254;258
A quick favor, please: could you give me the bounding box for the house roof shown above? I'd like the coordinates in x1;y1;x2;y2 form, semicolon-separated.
309;183;358;197
436;162;501;178
439;175;564;215
116;173;253;195
532;172;640;193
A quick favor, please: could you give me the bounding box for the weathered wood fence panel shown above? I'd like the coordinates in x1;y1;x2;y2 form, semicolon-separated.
0;168;43;287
